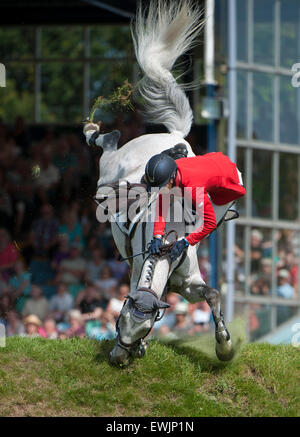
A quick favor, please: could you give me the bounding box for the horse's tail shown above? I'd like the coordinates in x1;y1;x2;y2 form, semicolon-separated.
132;0;204;138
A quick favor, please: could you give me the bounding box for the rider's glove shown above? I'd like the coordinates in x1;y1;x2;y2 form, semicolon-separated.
169;238;189;263
148;236;163;255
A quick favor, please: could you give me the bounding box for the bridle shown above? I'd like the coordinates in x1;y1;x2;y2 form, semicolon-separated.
114;295;158;353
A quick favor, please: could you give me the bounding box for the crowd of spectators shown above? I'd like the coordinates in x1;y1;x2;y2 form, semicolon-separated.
233;228;299;339
2;116;296;344
0;116;212;342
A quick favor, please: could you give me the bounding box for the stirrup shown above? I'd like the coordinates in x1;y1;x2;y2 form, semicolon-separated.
224;208;239;222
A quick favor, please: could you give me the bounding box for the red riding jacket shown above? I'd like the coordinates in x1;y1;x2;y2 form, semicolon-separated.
153;152;246;246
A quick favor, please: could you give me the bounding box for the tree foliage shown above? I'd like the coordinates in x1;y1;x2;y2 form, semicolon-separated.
0;25;134;123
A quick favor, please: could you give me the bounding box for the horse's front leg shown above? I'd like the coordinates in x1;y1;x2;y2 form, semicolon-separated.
200;285;234;361
179;279;234;361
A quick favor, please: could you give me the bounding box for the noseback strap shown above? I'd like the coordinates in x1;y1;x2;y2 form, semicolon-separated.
136;287;159;300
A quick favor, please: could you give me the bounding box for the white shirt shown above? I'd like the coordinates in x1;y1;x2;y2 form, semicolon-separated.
109;297;124;313
49;293;74;312
193;309;210;324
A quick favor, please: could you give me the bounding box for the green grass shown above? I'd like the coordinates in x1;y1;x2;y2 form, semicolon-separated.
0;323;299;417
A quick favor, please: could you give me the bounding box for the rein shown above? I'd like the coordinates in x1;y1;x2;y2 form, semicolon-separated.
120;229;179;262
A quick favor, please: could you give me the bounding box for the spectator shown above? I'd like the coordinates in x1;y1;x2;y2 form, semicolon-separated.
0;228;19;281
260;258;272;280
34;147;60;192
95;223;113;253
53;136;78;199
9;258;31;312
277;269;295;299
61;309;85;339
282;251;298;292
51;234;70;271
234;242;245;284
107;248;129;282
85;247;106;283
22;285;49;321
29;204;59;258
48;283;74;322
22;314;42;338
173;302;193;337
0;279;10;296
106;283;129;320
249;304;260;334
75;284;107;316
43;317;58;339
260;279;271;296
55;242;87;296
277;269;294;325
0;293;14;323
154;293;179;331
86;311;115;341
251;278;262;295
59;210;84;248
82;235;100;259
190;301;211;333
6;157;35;237
6;310;25;336
94;265;118;294
250;229;264;272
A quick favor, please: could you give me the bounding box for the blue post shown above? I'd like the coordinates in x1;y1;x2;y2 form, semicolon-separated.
206;83;218;290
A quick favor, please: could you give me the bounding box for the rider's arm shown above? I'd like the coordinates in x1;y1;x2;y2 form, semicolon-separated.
185;192;217;246
153;193;169;238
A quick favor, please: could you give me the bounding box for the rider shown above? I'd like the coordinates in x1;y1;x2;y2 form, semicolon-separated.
145;152;246;262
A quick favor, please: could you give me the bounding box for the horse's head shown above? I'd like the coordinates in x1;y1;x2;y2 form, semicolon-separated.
109;287;169;366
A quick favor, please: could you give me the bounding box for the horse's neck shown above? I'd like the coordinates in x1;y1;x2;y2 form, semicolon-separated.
137;256;171;300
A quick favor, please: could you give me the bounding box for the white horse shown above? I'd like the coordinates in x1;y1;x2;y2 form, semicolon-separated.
84;0;235;366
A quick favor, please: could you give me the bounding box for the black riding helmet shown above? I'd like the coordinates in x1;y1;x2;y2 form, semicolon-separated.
145;154;177;188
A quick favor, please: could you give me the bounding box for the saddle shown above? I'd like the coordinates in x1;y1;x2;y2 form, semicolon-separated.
95;181;149;223
161;143;188;160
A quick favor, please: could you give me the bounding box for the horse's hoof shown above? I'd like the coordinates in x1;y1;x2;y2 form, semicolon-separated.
102;130;121;150
132;340;147;359
215;328;235;362
216;340;235;362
